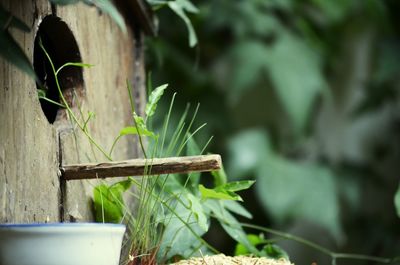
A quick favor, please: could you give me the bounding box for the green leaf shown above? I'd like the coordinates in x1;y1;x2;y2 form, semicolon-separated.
310;0;354;24
119;113;156;138
49;0;127;33
223;41;270;103
211;166;227;187
0;7;30;32
266;33;326;132
186;193;208;231
93;185;121;223
167;0;198;47
93;179;132;223
176;0;199;13
256;155;343;241
37;89;46;98
158;197;207;260
223;200;252;219
227;129;270;179
222;34;326;133
204;200;259;255
395;183;400;218
111;178;133;192
199;181;254;202
147;0;168;11
262;244;289;260
199;184;241;201
134;112;157;137
234;234;289;260
85;0;127;33
56;62;93;75
133;112;146;128
220;180;255;192
0;31;36;78
120;126;150;137
234;234;264;256
145;83;168;118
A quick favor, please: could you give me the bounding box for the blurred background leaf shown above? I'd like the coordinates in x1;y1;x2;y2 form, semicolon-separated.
395;184;400;218
147;0;400;263
0;6;36;78
0;30;36;78
50;0;127;33
0;0;126;79
256;156;342;242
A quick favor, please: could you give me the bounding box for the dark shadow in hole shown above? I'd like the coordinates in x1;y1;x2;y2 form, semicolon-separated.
34;15;83;124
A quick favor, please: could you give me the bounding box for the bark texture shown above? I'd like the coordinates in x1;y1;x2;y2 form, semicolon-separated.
62;155;222;180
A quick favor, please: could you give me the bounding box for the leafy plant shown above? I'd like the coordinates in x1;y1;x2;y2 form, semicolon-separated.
93;81;259;263
34;43;257;263
93;179;133;223
38;37;400;265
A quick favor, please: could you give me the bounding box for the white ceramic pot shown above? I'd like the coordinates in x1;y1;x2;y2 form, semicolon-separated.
0;223;126;265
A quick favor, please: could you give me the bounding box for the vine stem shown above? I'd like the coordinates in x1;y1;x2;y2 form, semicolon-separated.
240;223;400;264
39;39;112;161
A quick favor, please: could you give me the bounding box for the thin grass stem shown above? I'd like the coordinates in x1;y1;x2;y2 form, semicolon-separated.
240;223;399;264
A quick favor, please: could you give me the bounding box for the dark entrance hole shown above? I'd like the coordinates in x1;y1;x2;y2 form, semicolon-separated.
34;15;84;123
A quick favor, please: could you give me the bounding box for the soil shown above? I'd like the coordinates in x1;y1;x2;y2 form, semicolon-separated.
171;254;293;265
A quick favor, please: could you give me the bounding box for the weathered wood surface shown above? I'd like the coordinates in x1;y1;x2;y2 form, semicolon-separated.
0;1;145;223
0;1;59;223
61;155;222;180
56;4;145;222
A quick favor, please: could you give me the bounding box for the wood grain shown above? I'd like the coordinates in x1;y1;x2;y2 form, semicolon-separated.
61;155;222;180
0;1;146;223
0;0;60;223
57;3;145;221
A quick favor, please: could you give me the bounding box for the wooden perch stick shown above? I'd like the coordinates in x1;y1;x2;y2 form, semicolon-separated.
60;155;222;180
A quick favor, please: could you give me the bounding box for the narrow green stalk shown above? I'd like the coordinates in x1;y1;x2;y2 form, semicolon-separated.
71;89;98;162
176;123;207;155
55;62;92;76
200;136;214;155
126;79;147;158
240;223;399;264
109;135;123;158
160;92;177;156
332;253;397;263
176;103;200;155
38;96;66;108
165;103;190;156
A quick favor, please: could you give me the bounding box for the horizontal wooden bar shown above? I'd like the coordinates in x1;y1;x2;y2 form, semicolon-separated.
60;155;222;180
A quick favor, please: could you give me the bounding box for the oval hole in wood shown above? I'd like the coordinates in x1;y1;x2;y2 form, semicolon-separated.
33;15;84;124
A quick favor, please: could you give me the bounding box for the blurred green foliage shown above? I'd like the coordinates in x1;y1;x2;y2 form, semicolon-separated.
147;0;400;263
235;233;289;260
0;6;36;78
0;0;125;78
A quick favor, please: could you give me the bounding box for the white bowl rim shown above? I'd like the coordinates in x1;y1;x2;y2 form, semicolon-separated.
0;222;125;228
